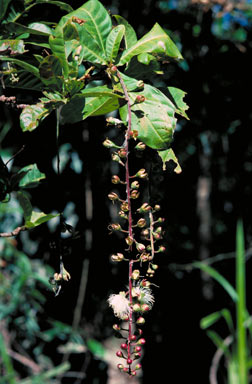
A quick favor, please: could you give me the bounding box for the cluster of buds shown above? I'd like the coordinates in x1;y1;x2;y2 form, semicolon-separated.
103;72;165;377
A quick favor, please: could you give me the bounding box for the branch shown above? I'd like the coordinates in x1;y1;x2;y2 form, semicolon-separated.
0;226;26;238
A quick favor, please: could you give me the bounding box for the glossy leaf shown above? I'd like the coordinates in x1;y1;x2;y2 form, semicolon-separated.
0;39;26;55
49;26;69;78
158;148;182;173
4;71;43;91
20;102;53;132
125;54;162;79
25;211;59;228
113;15;137;49
60;86;122;124
168;87;189;119
58;0;112;60
118;23;183;66
4;22;52;36
17;164;46;188
119;73;177;149
106;24;125;63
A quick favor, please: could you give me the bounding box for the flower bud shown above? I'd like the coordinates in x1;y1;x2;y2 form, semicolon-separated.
129;130;138;140
134;352;141;359
141;229;149;237
135;94;146;103
117;363;124;370
137;80;144;88
151;264;159;270
111;253;124;262
135;142;146;151
136;242;145;253
103;138;121;149
134;346;142;352
135;363;142;370
140;279;151;288
131;370;137;376
121;343;127;350
113;324;121;331
130;190;140;199
111;152;122;163
121;202;129;212
138;338;146;345
119;210;128;220
62;267;71;281
106;116;123;126
127;358;133;365
137;203;152;213
153;232;162;240
109;223;122;231
157;217;165;223
156;245;166;253
125;235;134;246
154;204;161;211
140;253;149;262
155;226;163;234
131;180;140;189
130;335;137;341
108;192;119;201
136;316;145;325
118;148;127;158
141;304;150;312
137;218;146;228
133;303;141;312
136;169;148;179
111;175;121;184
131;269;140;280
116;350;123;357
110;65;117;73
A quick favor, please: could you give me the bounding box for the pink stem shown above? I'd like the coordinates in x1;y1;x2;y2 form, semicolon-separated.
116;69;133;363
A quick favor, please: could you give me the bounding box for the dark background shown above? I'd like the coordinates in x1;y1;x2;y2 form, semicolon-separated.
1;1;252;383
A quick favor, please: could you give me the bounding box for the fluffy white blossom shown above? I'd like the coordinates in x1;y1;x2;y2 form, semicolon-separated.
132;283;155;308
108;291;130;319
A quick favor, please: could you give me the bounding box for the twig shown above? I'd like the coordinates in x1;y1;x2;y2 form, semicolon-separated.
0;226;26;238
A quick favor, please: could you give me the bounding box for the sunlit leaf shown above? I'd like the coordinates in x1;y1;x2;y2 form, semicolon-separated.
20;103;53;132
106;24;125;63
158;148;182;173
168;87;189;119
17;164;46;188
118;23;183;66
0;39;26;55
113;15;137;49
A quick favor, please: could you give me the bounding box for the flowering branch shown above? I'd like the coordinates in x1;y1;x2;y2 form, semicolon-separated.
105;66;166;377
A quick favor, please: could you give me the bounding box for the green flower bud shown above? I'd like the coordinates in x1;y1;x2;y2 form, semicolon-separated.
136;168;148;179
135;142;146;151
132;269;140;280
131;180;140;189
103;138;121;149
108;192;119;201
137;218;146;228
135;94;146;103
130;189;140;199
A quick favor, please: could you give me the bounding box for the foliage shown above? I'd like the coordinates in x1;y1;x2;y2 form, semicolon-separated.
199;221;250;384
0;0;189;380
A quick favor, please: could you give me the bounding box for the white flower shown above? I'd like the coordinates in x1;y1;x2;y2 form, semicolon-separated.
107;291;130;319
132;283;155;308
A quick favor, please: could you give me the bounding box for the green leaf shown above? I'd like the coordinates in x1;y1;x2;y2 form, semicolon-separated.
17;362;70;384
20;102;53;132
200;309;234;334
17;191;32;222
0;0;12;21
113;15;137;49
3;70;43;91
206;330;232;358
192;261;238;302
39;55;63;88
118;23;183;66
58;0;112;59
0;333;15;384
0;39;26;55
49;26;69;78
60;86;121;124
4;22;52;36
25;211;59;228
106;24;125;63
125;54;162;80
17;164;46;188
87;338;105;358
35;0;73;12
158;148;182;173
119;73;177;149
168;87;189;119
0;56;40;77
